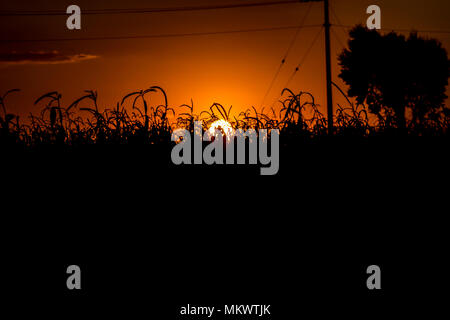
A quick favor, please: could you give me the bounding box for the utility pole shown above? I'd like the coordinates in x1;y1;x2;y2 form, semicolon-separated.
300;0;333;132
323;0;333;133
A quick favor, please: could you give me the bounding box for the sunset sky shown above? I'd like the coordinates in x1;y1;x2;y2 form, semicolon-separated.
1;0;449;119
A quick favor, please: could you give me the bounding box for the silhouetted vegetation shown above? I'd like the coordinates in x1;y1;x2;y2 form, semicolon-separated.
339;25;450;130
0;84;449;153
1;26;449;181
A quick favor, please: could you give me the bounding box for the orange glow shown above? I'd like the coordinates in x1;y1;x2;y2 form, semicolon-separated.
208;119;234;134
1;0;449;119
208;119;235;141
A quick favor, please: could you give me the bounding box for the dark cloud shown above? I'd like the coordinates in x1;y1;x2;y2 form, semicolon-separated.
0;51;98;65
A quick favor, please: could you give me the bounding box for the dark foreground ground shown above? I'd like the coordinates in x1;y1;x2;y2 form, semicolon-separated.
1;134;449;318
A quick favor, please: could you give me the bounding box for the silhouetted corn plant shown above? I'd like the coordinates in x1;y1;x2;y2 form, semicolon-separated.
0;86;448;150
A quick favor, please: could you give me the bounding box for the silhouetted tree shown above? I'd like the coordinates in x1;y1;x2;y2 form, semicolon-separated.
338;25;450;129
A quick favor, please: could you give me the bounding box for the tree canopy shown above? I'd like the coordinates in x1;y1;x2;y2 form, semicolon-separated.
338;25;450;128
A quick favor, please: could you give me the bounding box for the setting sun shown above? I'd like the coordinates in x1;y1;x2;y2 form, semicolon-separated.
208;119;235;138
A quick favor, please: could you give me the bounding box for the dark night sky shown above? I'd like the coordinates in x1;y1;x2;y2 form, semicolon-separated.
1;0;449;118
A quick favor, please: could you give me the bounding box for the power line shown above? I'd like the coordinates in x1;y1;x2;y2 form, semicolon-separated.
331;27;346;50
284;26;323;89
260;62;285;109
328;3;450;35
259;1;315;108
333;24;450;35
331;5;450;38
268;26;323;109
282;1;314;60
329;4;349;41
0;1;308;16
0;24;323;43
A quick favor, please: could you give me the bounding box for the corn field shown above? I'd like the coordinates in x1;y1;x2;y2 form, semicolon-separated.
1;86;449;149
